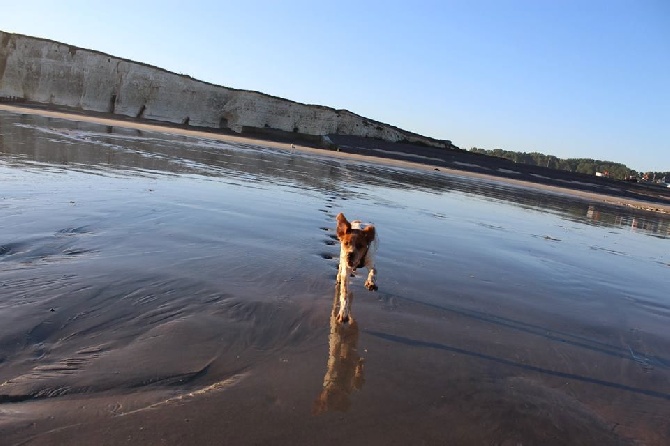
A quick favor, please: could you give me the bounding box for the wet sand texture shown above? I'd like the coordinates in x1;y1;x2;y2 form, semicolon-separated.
3;103;669;214
0;109;669;445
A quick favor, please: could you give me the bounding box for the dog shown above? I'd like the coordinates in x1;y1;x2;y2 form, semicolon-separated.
335;212;378;323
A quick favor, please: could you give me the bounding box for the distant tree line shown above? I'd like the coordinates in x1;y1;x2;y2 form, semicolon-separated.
469;147;669;182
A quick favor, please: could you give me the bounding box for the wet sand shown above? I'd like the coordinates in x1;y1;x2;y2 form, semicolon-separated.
3;103;669;215
1;108;669;445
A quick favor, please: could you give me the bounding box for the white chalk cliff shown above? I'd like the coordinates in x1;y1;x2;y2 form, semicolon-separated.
0;31;453;149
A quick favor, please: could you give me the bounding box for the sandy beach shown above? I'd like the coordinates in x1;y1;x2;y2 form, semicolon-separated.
3;103;669;215
1;106;669;445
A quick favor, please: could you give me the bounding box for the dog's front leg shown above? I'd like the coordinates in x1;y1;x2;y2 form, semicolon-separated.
336;258;344;286
337;287;352;324
364;266;377;291
337;265;352;323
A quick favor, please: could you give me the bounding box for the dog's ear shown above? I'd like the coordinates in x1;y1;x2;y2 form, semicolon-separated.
336;213;351;239
362;225;376;244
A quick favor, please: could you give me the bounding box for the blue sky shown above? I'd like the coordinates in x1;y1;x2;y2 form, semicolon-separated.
1;0;668;172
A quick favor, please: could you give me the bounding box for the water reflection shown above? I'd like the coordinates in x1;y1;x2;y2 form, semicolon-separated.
1;110;669;238
313;288;365;414
586;205;669;237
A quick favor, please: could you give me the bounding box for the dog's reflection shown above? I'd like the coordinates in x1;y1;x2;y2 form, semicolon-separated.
313;289;365;414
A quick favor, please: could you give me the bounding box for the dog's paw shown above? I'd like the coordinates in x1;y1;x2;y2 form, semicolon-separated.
365;281;378;291
336;313;350;324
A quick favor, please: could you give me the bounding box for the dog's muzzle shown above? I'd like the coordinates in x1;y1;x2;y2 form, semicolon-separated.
346;252;366;270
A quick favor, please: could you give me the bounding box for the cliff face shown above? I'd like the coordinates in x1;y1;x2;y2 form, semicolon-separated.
0;31;453;149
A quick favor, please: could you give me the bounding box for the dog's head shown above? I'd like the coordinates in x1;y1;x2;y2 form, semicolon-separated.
336;213;375;269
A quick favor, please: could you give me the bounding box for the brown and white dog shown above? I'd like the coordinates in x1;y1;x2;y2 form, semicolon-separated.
335;213;378;323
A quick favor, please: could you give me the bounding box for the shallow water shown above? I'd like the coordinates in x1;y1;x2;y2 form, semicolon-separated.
1;110;669;445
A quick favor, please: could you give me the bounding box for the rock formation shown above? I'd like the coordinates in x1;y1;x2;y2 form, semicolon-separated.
0;31;454;149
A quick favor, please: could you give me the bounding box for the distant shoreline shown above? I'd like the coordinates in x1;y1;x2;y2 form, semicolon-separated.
2;103;669;214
